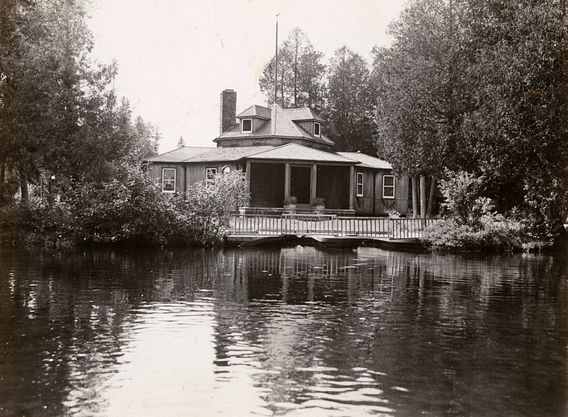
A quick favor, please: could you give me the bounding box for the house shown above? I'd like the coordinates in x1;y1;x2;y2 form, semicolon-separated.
146;89;409;216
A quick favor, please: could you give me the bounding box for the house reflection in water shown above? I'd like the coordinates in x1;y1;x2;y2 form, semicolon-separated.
1;246;566;417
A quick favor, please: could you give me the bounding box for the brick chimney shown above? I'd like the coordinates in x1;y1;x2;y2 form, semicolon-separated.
219;89;237;134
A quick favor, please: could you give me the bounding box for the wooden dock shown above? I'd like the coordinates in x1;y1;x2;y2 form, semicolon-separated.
225;214;437;249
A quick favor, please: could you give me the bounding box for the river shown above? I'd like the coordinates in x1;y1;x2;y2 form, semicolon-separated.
0;246;567;417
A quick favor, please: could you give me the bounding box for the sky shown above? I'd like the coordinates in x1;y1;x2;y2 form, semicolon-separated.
88;0;408;152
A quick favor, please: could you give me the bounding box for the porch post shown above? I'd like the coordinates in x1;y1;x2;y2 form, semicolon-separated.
349;165;355;210
284;163;291;201
310;163;317;204
245;160;251;183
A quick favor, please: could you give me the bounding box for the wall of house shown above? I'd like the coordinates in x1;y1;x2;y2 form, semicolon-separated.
185;162;242;188
147;163;185;194
352;169;409;216
148;162;243;194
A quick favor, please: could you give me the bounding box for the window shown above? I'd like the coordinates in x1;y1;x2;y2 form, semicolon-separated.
314;122;321;137
205;167;217;185
242;119;252;133
356;172;364;197
383;175;395;199
162;168;176;193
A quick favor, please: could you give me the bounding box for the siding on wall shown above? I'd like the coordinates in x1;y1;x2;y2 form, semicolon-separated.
149;162;242;194
352;169;410;216
147;161;410;215
185;162;241;188
148;164;184;194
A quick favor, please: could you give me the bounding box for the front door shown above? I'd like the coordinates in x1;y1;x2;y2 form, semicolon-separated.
290;165;311;204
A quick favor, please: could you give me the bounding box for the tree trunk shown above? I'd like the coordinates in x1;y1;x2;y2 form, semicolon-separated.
420;175;427;218
0;158;5;203
426;177;436;218
412;176;419;218
20;171;29;205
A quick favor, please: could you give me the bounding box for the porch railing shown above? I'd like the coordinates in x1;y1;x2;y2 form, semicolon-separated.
227;214;438;240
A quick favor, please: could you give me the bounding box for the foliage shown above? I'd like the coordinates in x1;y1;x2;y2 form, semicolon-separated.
259;31;378;154
64;161;181;245
182;170;250;244
283;196;297;206
387;210;401;219
438;170;492;225
311;197;325;207
423;170;530;251
374;0;568;243
422;215;526;251
0;164;250;247
259;27;326;109
323;47;377;154
0;0;159;205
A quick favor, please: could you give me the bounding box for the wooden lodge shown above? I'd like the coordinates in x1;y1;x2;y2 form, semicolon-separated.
146;89;409;216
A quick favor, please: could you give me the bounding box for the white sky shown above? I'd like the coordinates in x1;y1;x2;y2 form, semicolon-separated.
88;0;408;152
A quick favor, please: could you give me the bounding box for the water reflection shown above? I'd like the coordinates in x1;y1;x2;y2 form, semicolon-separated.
0;246;567;416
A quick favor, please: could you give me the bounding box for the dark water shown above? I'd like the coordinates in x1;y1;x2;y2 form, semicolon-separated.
0;246;567;417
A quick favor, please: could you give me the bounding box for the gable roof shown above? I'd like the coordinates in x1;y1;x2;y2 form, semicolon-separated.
216;104;334;146
248;143;356;164
337;152;392;170
284;107;323;122
237;105;271;119
145;146;215;163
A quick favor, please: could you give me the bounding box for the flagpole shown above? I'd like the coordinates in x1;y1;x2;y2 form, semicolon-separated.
274;14;279;105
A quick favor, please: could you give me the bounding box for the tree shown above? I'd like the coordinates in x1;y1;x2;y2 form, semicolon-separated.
259;27;325;109
373;0;568;241
460;0;568;240
373;0;476;217
324;46;376;154
0;0;159;205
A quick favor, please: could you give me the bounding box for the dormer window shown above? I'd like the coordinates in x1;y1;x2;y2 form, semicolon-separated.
242;119;252;133
314;122;321;137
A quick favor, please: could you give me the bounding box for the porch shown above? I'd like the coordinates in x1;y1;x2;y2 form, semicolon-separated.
244;158;356;210
227;214;438;241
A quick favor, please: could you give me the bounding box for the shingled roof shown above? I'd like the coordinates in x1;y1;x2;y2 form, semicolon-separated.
145;146;214;163
248;143;356;164
337;152;392;170
284;107;323;122
183;146;275;162
236;105;271;119
215;104;334;146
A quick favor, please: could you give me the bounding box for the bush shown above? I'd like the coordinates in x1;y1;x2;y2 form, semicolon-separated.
1;162;250;247
422;215;526;251
422;170;530;251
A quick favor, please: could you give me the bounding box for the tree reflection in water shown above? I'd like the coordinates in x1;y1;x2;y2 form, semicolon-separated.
0;246;566;417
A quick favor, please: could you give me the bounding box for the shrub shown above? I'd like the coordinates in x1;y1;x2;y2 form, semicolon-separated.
0;162;251;247
65;162;182;245
438;169;493;225
422;215;526;251
422;170;530;251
